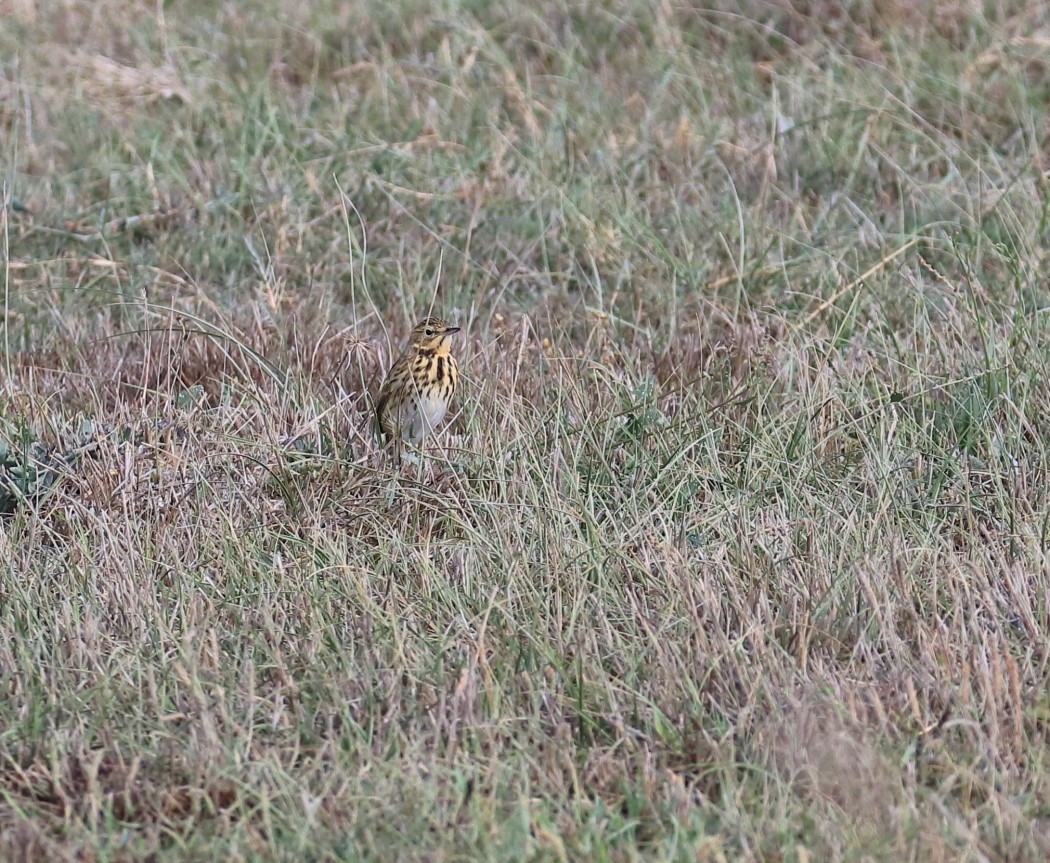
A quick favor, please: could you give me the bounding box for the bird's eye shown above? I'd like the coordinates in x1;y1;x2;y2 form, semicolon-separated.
424;329;434;336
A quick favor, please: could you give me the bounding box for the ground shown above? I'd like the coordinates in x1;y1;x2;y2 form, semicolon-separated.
1;1;1049;860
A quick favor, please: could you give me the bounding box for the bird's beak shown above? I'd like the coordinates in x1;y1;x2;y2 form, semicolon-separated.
445;326;461;334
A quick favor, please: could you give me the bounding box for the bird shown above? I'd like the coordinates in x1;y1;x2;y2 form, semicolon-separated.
374;316;461;450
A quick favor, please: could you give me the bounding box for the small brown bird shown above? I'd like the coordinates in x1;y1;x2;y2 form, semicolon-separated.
375;317;461;447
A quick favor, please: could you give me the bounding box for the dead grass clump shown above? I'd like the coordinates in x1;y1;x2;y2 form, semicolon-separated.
7;314;372;415
757;693;901;833
0;749;242;826
71;52;190;107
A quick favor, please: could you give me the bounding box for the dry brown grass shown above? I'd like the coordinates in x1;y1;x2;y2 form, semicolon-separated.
2;0;1050;860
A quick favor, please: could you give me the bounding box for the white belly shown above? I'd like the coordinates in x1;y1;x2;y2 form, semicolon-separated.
398;395;449;443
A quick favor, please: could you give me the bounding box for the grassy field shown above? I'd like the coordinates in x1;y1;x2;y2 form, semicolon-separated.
2;0;1050;859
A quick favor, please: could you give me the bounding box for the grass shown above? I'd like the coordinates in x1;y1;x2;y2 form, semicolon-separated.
2;0;1050;859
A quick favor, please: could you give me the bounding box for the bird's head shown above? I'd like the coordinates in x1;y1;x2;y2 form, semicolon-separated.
409;317;460;353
